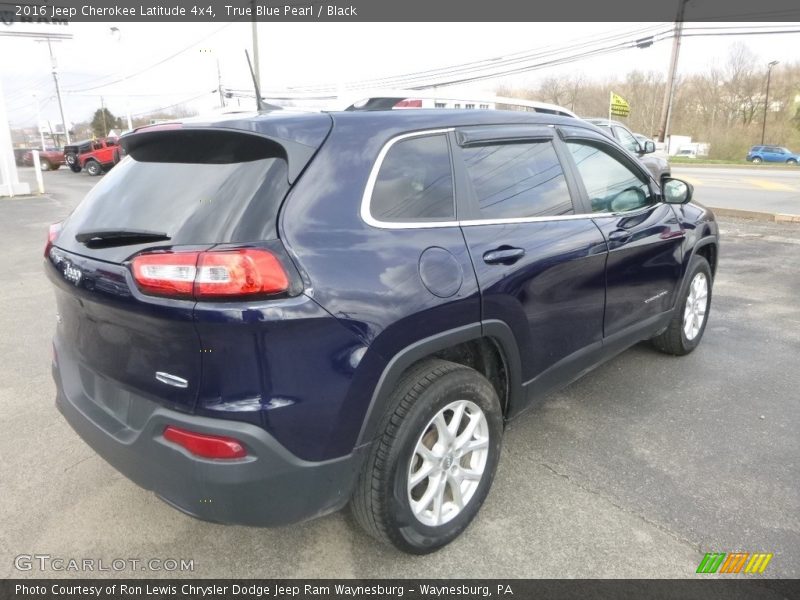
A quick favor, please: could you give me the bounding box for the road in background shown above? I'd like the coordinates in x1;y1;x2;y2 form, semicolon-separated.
673;167;800;215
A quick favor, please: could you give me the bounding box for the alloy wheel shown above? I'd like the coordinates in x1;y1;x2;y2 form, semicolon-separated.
683;272;709;341
407;399;489;527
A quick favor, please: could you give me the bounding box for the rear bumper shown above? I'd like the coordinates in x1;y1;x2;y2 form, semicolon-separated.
53;353;367;527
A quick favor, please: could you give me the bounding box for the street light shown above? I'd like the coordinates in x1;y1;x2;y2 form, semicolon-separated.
761;60;779;145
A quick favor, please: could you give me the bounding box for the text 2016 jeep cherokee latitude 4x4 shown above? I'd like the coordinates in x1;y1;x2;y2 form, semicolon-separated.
46;109;718;554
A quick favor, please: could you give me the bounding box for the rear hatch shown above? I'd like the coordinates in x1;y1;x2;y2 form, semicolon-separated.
47;120;330;414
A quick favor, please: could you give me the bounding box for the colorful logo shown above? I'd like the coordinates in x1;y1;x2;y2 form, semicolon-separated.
696;552;773;574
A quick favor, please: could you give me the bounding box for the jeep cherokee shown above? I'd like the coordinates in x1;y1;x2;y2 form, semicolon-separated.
46;108;719;554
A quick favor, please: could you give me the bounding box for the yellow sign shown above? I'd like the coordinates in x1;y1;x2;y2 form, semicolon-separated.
609;92;630;118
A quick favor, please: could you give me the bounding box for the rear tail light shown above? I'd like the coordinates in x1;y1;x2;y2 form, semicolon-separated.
131;252;197;298
163;426;247;459
45;222;62;257
196;249;289;298
393;98;423;109
131;248;290;299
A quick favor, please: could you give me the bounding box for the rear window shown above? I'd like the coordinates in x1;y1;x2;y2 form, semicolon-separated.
62;131;290;246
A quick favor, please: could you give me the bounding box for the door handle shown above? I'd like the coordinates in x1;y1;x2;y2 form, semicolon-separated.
483;247;525;265
607;229;632;243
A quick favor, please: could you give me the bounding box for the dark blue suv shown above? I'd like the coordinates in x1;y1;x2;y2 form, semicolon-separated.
46;108;719;554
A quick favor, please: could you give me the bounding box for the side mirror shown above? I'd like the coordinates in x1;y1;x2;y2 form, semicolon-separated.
662;178;693;205
643;140;656;154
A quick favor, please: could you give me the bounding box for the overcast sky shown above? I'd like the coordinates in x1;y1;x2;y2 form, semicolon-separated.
2;21;798;128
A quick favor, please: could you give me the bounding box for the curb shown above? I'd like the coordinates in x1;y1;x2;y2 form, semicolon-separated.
710;206;800;223
672;163;799;171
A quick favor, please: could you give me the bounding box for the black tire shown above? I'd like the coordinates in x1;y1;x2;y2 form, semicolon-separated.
66;154;81;173
651;256;713;356
751;157;763;164
351;359;503;554
85;160;102;176
39;160;51;172
787;159;798;165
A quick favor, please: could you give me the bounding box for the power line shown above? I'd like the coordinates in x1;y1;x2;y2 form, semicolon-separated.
681;29;800;38
275;24;800;94
131;90;216;118
381;26;800;90
285;24;671;93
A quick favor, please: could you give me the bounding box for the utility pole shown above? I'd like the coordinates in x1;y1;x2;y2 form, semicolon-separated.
251;0;261;91
201;48;226;109
44;38;71;145
100;96;108;136
760;60;779;145
656;0;688;146
217;57;226;108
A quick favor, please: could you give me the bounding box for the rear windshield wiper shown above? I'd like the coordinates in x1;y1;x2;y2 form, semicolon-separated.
75;229;171;248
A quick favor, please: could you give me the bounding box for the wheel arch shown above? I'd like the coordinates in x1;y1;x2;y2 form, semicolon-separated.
692;237;718;279
355;321;523;447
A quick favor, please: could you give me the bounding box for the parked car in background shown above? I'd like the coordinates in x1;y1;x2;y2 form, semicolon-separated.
746;145;799;165
676;148;698;159
22;147;65;171
13;148;31;166
64;137;121;175
47;108;718;554
585;118;671;183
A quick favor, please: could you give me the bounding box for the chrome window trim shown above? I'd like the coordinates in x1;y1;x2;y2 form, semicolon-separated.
360;129;654;230
360;128;459;230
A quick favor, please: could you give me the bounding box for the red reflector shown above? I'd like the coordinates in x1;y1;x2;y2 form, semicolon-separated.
393;98;423;108
45;222;62;257
163;426;247;459
195;249;289;298
131;252;199;298
131;248;289;299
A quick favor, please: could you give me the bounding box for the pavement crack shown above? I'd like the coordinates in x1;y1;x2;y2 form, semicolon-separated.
539;461;704;554
63;454;94;472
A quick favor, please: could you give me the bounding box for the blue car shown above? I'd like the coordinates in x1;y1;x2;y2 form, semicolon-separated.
746;145;800;164
46;107;719;554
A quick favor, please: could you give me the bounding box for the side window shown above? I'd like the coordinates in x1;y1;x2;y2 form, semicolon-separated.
567;141;652;213
613;126;640;153
370;134;455;222
461;140;573;219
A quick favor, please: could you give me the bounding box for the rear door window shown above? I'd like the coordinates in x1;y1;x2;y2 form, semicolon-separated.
370;134;455;222
59;131;291;258
461;140;573;219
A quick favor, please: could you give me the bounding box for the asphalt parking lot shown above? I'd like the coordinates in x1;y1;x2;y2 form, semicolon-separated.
1;167;798;578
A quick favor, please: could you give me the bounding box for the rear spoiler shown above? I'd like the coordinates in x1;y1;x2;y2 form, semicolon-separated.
120;126;319;184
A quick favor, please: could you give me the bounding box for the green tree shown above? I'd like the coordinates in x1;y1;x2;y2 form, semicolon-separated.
90;107;121;137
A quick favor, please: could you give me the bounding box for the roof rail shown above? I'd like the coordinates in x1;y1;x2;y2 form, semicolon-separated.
247;88;577;118
337;89;578;118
